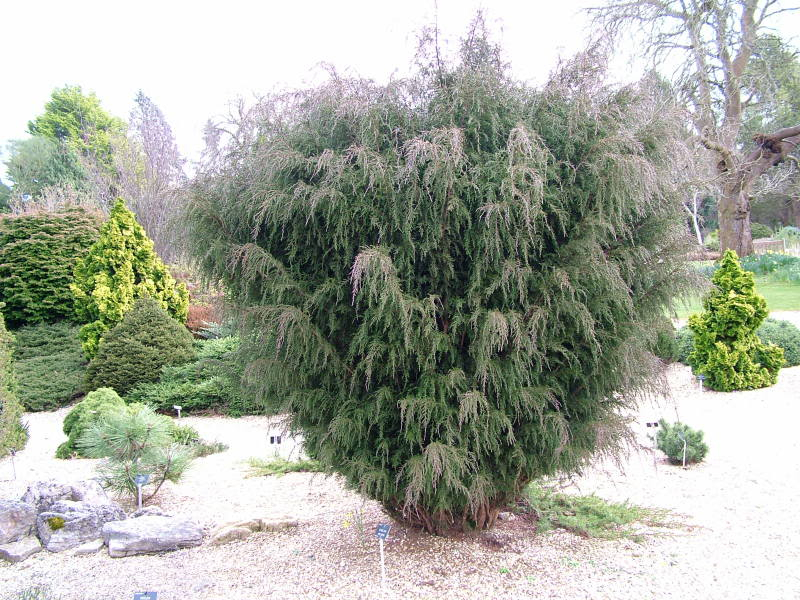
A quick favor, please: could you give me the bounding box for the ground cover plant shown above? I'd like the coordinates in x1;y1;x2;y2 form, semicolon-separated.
13;322;86;411
0;306;27;458
656;419;708;465
85;297;195;395
0;207;101;327
523;483;670;541
689;250;784;391
71;199;189;357
187;24;694;534
247;456;324;477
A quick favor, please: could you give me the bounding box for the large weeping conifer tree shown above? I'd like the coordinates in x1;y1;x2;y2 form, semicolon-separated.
188;25;694;534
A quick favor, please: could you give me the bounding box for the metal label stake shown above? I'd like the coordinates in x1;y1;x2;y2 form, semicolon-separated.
375;523;391;595
696;374;706;392
646;421;660;469
134;473;150;510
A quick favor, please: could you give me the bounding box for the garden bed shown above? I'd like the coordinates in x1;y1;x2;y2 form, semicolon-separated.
1;364;799;599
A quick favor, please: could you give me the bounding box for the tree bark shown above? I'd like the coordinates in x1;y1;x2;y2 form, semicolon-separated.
714;124;800;256
718;176;754;257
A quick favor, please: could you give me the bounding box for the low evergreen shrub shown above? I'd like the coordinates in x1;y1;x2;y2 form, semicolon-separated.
652;320;678;362
85;298;195;395
56;387;126;458
756;319;800;367
523;483;669;540
656;419;708;465
689;250;784;391
1;307;27;458
0;207;101;326
126;336;246;415
750;223;773;239
13;322;87;411
674;326;695;365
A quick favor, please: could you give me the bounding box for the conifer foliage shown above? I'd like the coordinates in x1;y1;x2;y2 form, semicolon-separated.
71;199;189;357
85;297;195;395
188;29;693;533
689;250;783;391
0;207;101;326
0;306;27;458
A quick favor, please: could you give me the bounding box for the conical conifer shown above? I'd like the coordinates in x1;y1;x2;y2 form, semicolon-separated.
689;250;783;391
71;199;189;357
187;27;694;533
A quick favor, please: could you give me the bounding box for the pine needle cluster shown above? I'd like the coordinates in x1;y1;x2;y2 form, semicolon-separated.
187;26;694;533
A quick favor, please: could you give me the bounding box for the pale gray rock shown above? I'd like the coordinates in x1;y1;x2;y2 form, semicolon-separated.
21;479;108;513
73;538;105;555
0;499;36;544
210;526;252;545
130;506;171;519
0;536;42;563
37;500;126;552
103;515;203;557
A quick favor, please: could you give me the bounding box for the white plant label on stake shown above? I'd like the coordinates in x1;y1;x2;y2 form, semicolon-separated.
697;374;706;392
677;431;688;468
375;524;391;595
645;422;660;469
173;405;182;419
134;473;150;510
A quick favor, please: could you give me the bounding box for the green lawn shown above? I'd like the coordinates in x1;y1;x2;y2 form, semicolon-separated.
672;278;800;319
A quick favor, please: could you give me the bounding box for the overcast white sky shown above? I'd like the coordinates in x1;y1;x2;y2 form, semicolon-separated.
0;0;601;179
2;0;797;182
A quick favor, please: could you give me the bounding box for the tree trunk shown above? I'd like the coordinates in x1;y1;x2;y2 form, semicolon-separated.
716;125;800;256
718;175;754;257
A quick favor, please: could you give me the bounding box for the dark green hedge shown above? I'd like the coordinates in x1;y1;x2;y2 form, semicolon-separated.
0;208;101;326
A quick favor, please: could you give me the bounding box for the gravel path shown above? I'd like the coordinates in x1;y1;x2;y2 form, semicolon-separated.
2;364;799;600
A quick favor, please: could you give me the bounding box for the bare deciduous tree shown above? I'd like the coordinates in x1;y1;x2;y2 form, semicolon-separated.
115;92;187;262
590;0;800;256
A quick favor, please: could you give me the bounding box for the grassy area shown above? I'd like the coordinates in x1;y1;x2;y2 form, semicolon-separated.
521;484;672;542
246;456;323;477
673;277;800;319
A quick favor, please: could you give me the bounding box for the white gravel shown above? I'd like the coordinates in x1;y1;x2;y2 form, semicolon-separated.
2;363;800;600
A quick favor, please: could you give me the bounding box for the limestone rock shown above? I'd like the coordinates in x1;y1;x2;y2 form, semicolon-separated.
260;518;299;532
210;526;252;545
21;480;108;514
130;506;171;519
103;515;203;557
73;539;105;555
0;536;42;563
37;500;126;552
0;499;36;544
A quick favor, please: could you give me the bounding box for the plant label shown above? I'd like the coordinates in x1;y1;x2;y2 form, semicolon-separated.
375;523;391;540
134;474;150;486
134;593;157;600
